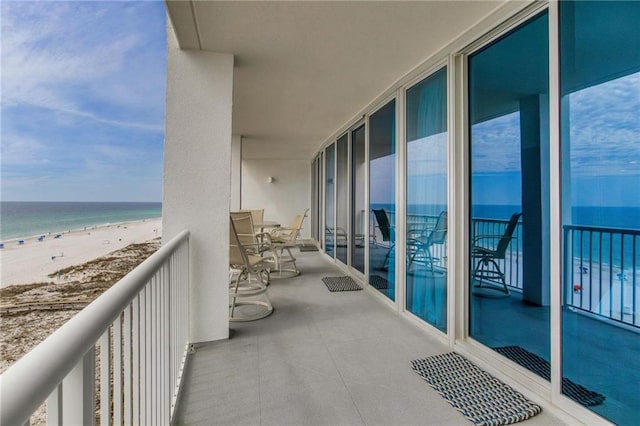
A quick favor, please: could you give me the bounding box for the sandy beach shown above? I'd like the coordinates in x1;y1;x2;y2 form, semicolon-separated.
1;220;162;424
1;218;161;288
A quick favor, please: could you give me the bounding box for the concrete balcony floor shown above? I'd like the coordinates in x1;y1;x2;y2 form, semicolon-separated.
174;249;564;426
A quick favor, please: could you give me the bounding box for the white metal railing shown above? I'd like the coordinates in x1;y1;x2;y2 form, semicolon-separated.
1;230;190;425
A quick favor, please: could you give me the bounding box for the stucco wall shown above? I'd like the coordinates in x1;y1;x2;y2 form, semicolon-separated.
163;33;234;343
241;159;311;238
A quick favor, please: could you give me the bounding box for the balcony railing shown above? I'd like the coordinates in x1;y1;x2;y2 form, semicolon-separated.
564;224;639;328
1;230;190;426
377;210;639;329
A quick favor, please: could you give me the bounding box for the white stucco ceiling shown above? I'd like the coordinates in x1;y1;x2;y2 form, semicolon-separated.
165;1;504;160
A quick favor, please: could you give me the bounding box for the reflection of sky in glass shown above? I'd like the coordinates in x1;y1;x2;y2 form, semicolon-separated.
369;155;395;204
407;132;447;206
569;73;640;178
468;73;640;207
568;73;640;206
471;112;521;173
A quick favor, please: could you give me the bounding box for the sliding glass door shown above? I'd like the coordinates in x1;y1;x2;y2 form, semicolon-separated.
336;134;349;265
468;11;550;375
351;125;366;274
405;68;448;332
369;100;396;300
560;1;640;423
325;144;335;257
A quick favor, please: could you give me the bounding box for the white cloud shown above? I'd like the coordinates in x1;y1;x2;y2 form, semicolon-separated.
1;2;166;202
1;1;165;131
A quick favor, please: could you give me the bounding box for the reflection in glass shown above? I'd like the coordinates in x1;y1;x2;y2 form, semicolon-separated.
336;134;349;265
325;144;335;257
468;12;550;376
369;100;396;300
560;1;640;423
405;68;448;332
351;125;366;273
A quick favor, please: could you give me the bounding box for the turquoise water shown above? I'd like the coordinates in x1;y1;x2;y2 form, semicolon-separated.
0;202;162;240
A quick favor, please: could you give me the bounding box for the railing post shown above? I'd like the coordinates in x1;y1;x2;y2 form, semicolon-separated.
99;330;111;426
62;349;96;425
47;383;63;425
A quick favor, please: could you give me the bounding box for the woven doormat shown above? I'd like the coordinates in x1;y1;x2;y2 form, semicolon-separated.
411;352;542;426
493;346;605;406
322;276;362;292
369;275;389;290
298;244;319;252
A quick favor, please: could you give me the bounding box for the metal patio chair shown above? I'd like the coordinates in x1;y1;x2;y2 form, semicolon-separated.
372;208;395;269
269;208;309;278
229;213;274;321
471;212;522;296
407;210;448;275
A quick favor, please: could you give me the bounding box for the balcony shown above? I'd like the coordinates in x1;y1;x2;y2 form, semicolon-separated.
2;232;571;425
174;249;565;425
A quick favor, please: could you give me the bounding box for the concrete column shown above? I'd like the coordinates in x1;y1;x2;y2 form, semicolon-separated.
520;95;550;306
163;34;234;343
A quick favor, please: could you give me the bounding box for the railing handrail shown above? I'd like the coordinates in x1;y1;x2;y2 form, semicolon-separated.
0;230;191;426
563;223;640;235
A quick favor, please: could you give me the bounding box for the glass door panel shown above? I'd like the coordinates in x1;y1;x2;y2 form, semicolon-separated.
560;1;640;423
405;68;448;332
468;12;550;375
351;125;366;273
325;144;335;257
336;134;349;265
369;100;396;300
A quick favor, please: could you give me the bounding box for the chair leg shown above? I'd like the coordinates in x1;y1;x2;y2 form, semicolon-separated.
472;256;509;295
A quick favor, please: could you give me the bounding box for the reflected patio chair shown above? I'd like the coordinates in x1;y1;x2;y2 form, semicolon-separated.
269;208;309;278
229;215;274;321
407;211;447;275
334;227;348;247
471;212;522;297
372;208;395;269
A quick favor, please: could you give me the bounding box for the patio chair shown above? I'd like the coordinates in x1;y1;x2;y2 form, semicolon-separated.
407;211;447;275
471;212;522;297
230;211;273;257
269;208;309;278
240;208;264;227
372;208;395;269
229;214;274;321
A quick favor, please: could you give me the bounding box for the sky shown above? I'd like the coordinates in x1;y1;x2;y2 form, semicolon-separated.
1;1;166;202
471;73;640;207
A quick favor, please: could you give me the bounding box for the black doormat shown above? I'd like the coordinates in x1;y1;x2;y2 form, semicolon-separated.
493;346;605;407
369;275;389;290
411;352;542;426
321;276;362;292
298;244;319;252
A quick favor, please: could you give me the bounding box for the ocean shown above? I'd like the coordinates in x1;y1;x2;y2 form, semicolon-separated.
0;202;162;241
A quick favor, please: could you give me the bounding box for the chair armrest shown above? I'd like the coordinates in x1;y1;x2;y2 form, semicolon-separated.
472;234;504;243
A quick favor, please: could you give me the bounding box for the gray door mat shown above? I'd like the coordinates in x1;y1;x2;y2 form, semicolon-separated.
411;352;542;426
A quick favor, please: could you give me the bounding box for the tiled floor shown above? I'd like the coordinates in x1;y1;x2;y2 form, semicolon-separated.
174;250;564;426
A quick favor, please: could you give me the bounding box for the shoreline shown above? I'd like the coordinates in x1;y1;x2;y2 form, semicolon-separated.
0;216;161;244
0;217;162;288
